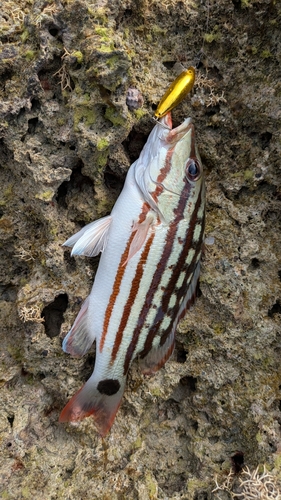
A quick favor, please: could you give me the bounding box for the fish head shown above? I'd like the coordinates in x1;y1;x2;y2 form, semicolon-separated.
134;112;204;221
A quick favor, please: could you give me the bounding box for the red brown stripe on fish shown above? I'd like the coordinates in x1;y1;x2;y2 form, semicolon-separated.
110;231;155;364
151;147;175;203
99;231;136;352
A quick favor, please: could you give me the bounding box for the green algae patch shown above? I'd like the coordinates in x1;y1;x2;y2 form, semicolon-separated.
145;472;158;499
3;184;13;200
98;44;115;53
96;149;109;168
261;49;273;59
96;138;109;151
35;190;53;202
72;50;83;64
244;169;254;181
20;29;29;42
106;54;121;69
105;107;127;127
134;108;147;119
73;105;97;130
87;6;108;24
25;50;36;61
274;453;281;472
204;32;221;43
94;26;111;42
133;435;143;450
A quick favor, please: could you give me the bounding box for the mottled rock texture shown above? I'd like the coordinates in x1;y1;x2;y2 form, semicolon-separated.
0;0;281;498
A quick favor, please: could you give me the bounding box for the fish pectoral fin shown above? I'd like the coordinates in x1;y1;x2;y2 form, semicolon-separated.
125;214;155;265
63;215;112;257
62;296;94;356
139;331;175;375
59;376;126;437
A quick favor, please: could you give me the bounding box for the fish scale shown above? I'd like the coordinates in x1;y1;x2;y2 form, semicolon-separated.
59;112;205;436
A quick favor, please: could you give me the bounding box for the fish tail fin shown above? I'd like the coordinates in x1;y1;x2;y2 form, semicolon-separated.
59;376;126;436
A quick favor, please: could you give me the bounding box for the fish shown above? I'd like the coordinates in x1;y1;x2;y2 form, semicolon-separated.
59;111;205;436
155;67;195;119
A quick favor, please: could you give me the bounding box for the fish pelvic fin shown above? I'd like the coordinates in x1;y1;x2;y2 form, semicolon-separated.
63;215;112;257
59;376;126;436
62;296;94;356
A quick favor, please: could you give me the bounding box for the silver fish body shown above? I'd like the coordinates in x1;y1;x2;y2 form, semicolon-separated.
60;112;205;436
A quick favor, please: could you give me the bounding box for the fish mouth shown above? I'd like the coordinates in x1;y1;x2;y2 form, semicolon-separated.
160;111;193;144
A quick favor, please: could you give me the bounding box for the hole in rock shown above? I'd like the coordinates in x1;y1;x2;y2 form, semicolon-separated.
231;451;244;473
193;491;208;500
104;166;124;191
41;293;68;338
176;344;187;363
7;415;14;428
268;300;281;318
232;0;241;9
31;98;41;111
192;420;198;431
28;117;39;134
122;129;148;163
260;131;272;150
163;61;177;69
48;27;60;37
56;162;93;208
251;258;260;269
180;375;197;393
121;8;133;22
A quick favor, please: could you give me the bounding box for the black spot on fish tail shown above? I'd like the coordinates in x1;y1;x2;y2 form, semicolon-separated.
97;379;120;396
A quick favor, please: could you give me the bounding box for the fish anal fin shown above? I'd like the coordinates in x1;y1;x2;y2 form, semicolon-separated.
62;297;93;356
63;215;112;257
124;214;155;265
59;378;125;437
140;334;175;376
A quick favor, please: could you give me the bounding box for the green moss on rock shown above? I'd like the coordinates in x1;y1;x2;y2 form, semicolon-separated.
104;107;126;127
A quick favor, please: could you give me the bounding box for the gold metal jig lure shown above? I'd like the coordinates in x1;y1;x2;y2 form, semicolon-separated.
155;67;195;119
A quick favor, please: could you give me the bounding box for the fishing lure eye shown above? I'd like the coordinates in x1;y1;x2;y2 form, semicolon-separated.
185;159;201;181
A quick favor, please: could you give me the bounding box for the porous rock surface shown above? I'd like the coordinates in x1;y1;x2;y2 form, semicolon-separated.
0;0;281;498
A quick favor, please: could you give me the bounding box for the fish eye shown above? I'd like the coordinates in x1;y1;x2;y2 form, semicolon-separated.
186;159;201;181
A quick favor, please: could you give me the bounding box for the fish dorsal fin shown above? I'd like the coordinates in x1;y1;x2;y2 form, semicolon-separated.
140;330;175;375
62;296;94;356
63;215;112;257
125;214;155;265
